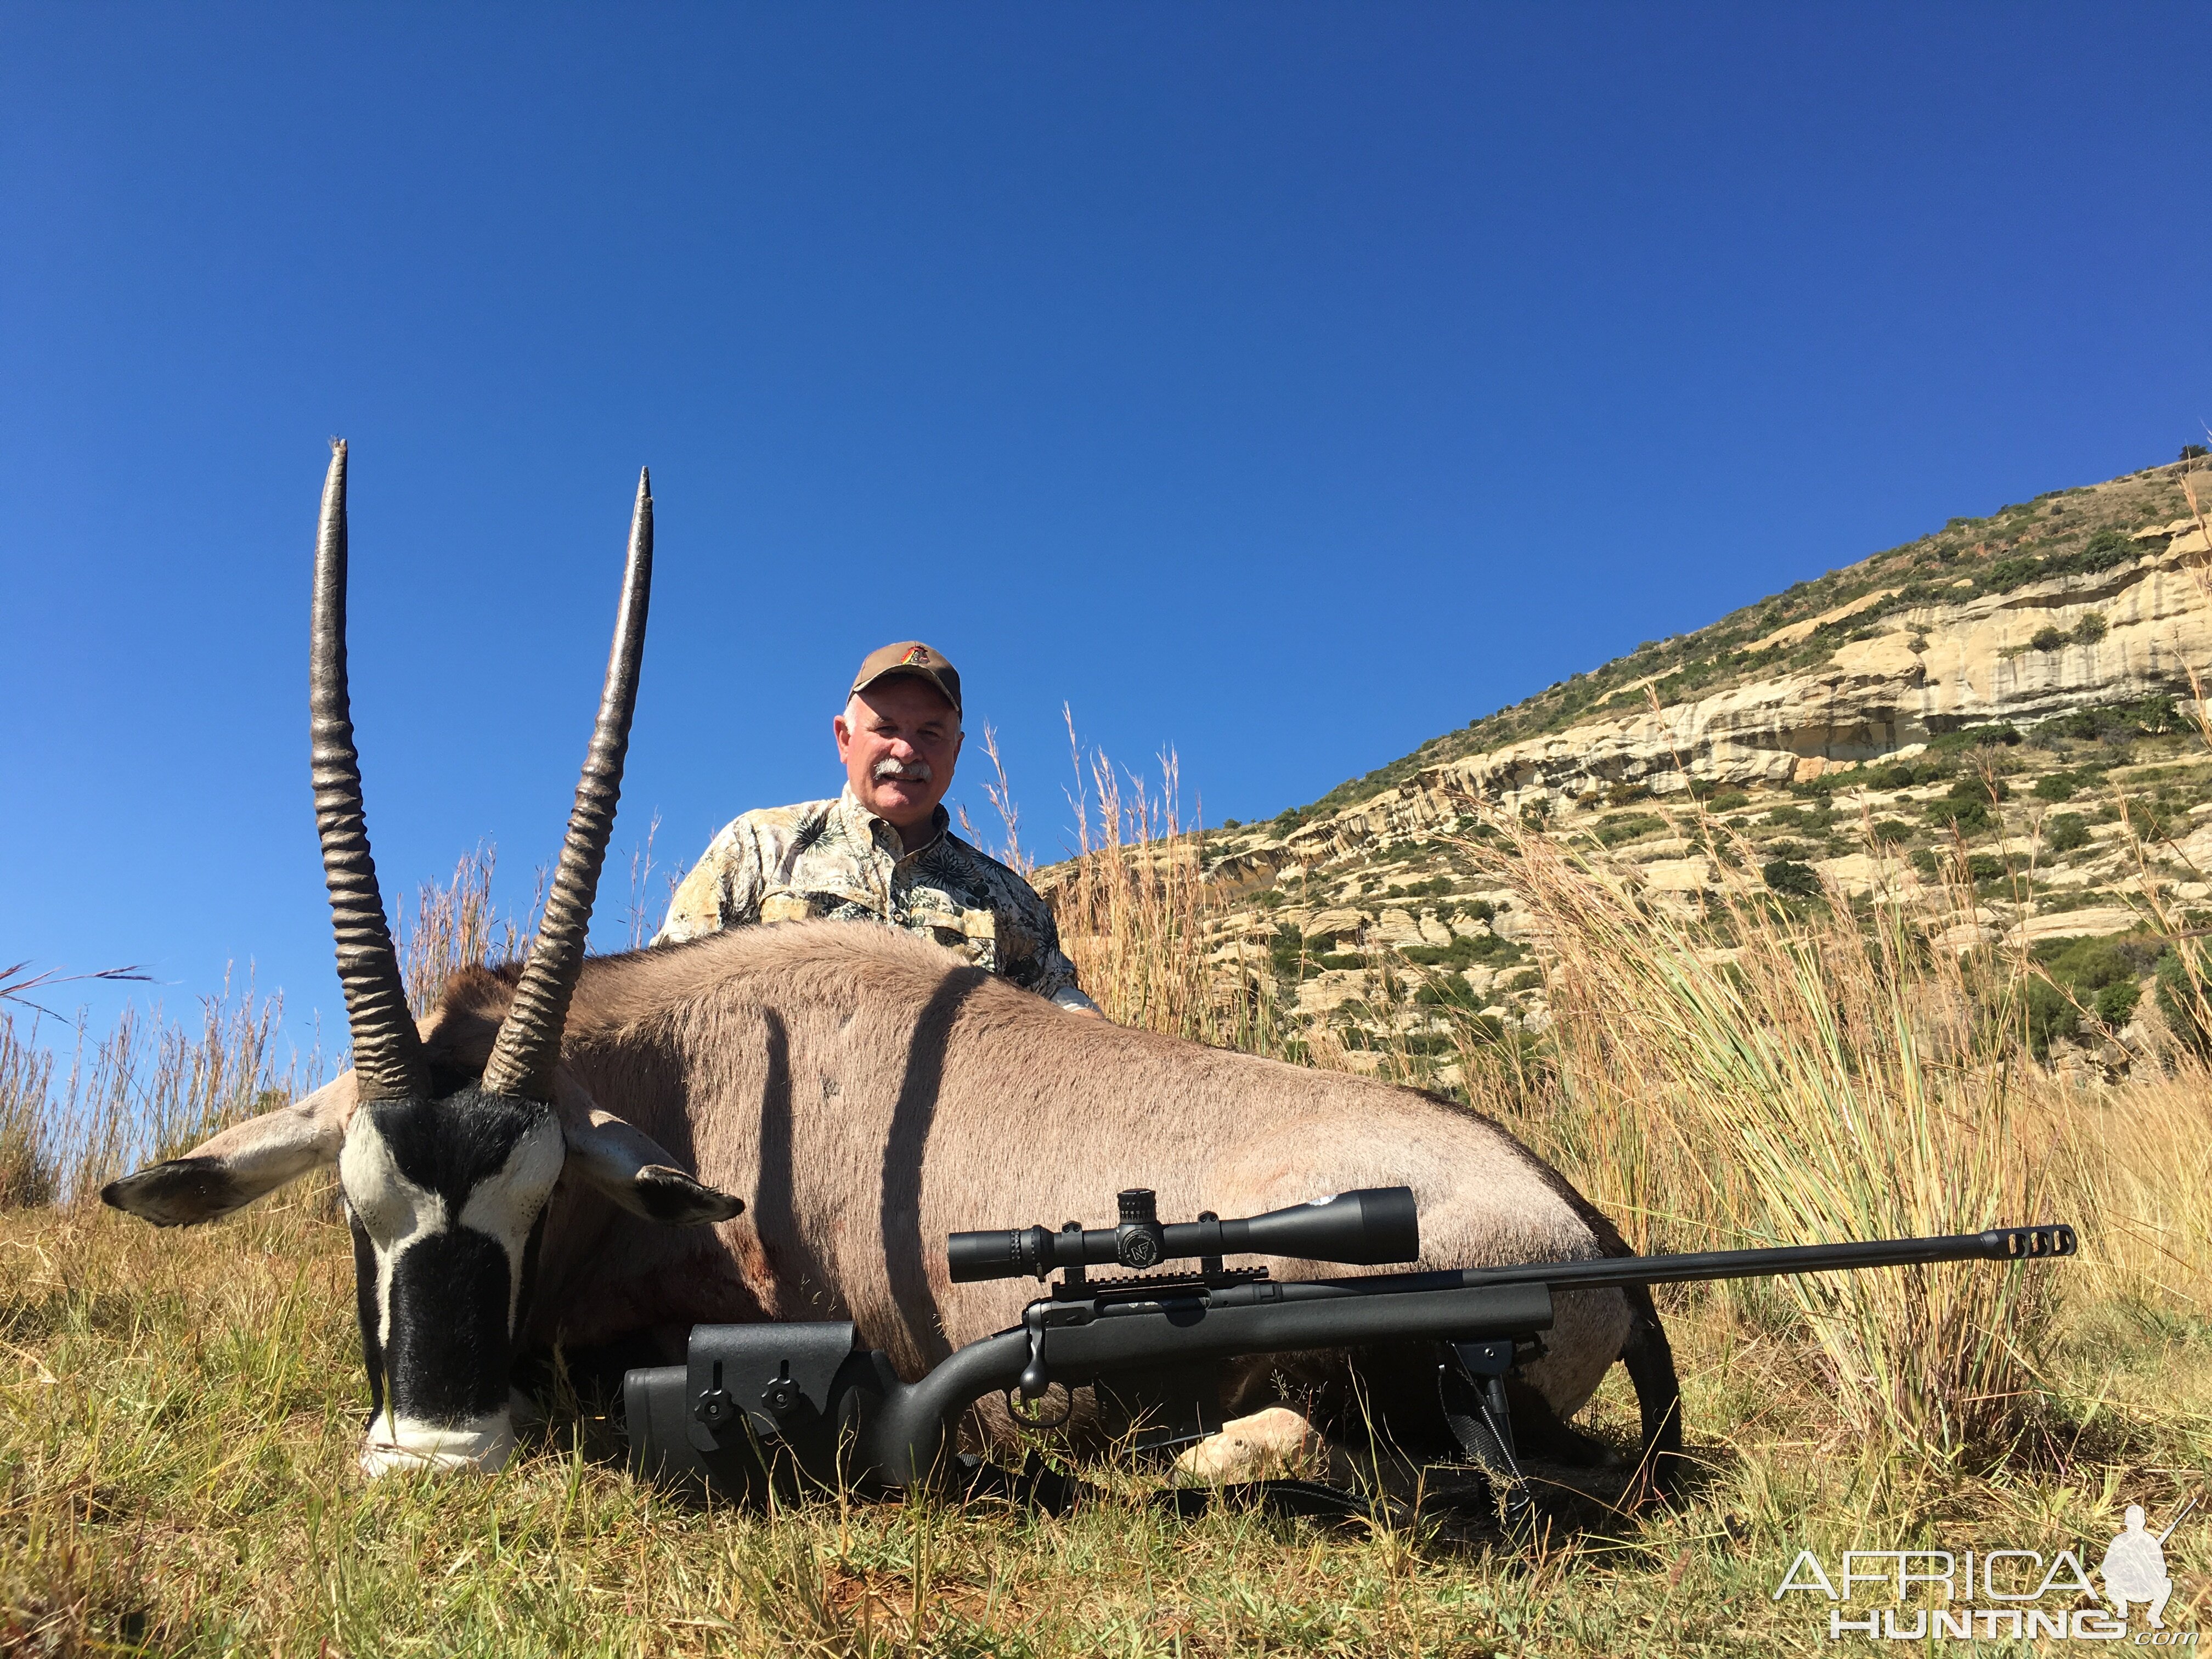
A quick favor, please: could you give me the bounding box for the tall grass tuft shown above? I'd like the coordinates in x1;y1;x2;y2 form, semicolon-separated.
0;1014;59;1206
398;844;538;1014
990;710;1280;1051
1445;818;2059;1466
0;976;320;1210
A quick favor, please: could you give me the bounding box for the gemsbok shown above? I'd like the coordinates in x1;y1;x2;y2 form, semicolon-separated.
104;444;1681;1490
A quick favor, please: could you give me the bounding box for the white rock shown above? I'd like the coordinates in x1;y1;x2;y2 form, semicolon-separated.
1640;857;1713;893
2015;906;2143;943
1373;907;1425;946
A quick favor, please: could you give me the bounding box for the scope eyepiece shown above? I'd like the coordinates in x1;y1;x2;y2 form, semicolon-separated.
946;1185;1421;1283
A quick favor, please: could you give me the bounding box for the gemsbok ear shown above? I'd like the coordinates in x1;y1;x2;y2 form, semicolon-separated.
101;1073;358;1227
558;1103;746;1226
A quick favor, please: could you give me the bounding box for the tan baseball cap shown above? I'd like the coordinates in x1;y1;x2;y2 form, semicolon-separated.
849;641;962;715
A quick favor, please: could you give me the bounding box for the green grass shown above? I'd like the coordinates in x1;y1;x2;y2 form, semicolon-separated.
3;1165;2205;1654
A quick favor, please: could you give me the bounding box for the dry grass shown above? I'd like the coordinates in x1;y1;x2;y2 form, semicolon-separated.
969;714;1277;1052
1;758;2208;1651
1479;824;2057;1467
0;979;315;1214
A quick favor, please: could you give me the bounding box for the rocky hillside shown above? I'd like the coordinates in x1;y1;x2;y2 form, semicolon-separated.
1126;454;2212;1082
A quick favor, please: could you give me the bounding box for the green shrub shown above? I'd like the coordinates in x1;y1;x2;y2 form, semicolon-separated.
2123;800;2179;843
2030;625;2068;652
2072;612;2109;645
1594;812;1667;848
2076;528;2135;573
1709;790;1752;812
1966;853;2010;887
1872;819;1915;844
1414;975;1483;1011
2094;979;2141;1025
1871;757;1956;790
1926;796;1993;833
1927;724;2022;754
1383;874;1453;901
2044;812;2091;853
1400;933;1526;970
2034;934;2165;1014
2155;948;2211;1053
1763;858;1820;899
2033;772;2079;803
2022;977;2078;1059
2041;697;2181;744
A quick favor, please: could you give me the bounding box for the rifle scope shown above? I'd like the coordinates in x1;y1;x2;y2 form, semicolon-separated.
947;1186;1420;1283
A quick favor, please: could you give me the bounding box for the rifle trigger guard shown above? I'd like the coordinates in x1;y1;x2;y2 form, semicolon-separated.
1006;1304;1073;1427
1005;1380;1073;1430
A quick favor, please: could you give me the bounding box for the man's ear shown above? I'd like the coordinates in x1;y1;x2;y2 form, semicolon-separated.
103;1073;357;1227
554;1081;744;1226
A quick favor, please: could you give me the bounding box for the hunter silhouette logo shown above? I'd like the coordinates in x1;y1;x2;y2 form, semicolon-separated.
2103;1499;2194;1630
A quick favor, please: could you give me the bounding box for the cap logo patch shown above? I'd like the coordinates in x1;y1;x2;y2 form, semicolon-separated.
901;646;930;665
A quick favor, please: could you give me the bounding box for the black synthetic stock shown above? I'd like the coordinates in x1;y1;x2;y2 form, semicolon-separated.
946;1186;1420;1283
857;1282;1554;1486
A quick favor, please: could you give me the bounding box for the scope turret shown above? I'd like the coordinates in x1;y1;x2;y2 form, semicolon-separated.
946;1186;1421;1283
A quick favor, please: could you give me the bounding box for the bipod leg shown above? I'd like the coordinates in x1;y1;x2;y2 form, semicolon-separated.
1438;1338;1537;1531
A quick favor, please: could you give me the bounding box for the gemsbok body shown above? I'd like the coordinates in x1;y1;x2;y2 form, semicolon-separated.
105;445;1681;1488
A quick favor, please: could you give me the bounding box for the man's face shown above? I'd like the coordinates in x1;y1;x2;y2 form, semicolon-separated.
835;676;962;835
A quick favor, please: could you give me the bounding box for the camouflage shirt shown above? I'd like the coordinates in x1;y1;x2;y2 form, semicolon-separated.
654;787;1096;1011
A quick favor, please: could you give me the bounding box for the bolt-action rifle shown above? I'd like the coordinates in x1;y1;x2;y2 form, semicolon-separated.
623;1187;2075;1515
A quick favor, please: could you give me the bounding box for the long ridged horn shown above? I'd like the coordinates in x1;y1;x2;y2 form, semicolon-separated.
311;440;428;1102
481;469;653;1101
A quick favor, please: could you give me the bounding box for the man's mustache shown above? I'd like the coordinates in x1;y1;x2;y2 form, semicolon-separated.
873;759;933;784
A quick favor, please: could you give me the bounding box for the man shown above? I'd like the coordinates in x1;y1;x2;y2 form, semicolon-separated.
2100;1504;2176;1629
655;641;1101;1014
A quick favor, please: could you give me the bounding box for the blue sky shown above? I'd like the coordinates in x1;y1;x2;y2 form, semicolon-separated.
7;5;2212;1048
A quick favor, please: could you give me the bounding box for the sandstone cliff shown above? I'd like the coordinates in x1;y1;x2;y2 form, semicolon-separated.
1079;455;2212;1086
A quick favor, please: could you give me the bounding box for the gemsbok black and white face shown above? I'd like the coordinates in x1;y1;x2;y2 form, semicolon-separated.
102;443;742;1475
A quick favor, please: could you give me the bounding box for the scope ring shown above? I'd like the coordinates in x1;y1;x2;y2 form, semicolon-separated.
1004;1381;1074;1431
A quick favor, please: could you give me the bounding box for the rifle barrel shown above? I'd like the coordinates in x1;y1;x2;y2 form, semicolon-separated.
1297;1223;2076;1299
